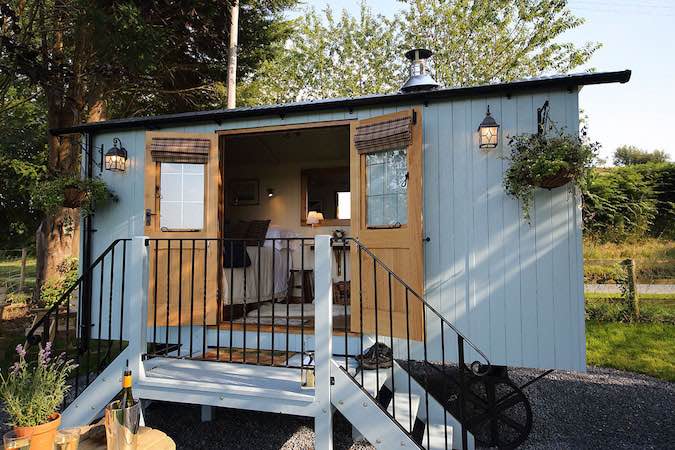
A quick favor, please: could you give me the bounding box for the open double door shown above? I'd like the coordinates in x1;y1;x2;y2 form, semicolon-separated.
142;108;424;340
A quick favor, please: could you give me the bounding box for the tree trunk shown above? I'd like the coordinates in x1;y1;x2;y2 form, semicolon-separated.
34;105;81;301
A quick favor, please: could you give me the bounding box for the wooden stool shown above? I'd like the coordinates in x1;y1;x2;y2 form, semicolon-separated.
286;269;314;303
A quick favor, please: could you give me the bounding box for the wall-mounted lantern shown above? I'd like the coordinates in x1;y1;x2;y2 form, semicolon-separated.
478;106;500;149
266;188;275;198
105;138;128;172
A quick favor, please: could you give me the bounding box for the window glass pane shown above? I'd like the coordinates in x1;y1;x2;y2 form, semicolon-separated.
336;191;351;220
366;148;407;227
183;173;204;201
161;173;181;202
160;163;204;230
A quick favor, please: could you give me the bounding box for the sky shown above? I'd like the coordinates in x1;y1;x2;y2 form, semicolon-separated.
293;0;675;164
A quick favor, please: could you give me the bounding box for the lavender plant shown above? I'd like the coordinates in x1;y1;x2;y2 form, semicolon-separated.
0;343;76;427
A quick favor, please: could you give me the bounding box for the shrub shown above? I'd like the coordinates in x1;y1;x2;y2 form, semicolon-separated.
582;163;675;241
39;257;78;308
0;343;76;427
5;292;30;305
584;264;625;284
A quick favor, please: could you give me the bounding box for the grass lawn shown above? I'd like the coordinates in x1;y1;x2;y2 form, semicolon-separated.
0;256;37;291
583;238;675;284
583;238;675;260
586;321;675;382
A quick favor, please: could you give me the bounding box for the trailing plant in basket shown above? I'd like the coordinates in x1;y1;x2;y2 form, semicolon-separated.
504;130;598;221
0;343;76;427
32;176;116;217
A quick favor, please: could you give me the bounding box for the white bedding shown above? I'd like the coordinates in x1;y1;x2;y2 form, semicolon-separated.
222;246;289;305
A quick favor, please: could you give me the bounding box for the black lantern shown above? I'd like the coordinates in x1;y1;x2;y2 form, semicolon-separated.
478;106;500;149
105;138;127;172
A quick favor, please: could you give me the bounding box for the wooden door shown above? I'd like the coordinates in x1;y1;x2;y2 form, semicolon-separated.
350;109;424;340
144;131;220;329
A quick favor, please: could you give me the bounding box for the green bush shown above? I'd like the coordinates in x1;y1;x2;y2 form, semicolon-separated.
582;163;675;242
39;257;78;308
585;295;675;325
4;292;30;305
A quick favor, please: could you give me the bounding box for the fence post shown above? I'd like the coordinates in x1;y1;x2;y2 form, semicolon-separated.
622;258;639;321
19;248;28;292
314;235;333;450
127;236;149;380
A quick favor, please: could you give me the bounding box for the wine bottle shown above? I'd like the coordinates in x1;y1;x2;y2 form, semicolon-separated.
115;369;136;408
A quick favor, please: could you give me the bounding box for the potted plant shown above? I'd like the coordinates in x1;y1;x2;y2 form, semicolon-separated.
503;129;598;221
0;343;76;449
32;176;116;217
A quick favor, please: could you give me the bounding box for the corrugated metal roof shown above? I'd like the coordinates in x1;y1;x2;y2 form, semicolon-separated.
51;70;631;135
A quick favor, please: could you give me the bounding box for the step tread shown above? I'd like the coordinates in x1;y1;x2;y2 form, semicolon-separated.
143;357;314;401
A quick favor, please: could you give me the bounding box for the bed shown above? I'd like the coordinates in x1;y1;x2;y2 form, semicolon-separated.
222;244;289;305
221;223;300;318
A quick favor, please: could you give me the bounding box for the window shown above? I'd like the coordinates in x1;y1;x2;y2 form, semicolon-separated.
159;163;205;230
301;167;350;225
366;148;407;227
336;191;351;220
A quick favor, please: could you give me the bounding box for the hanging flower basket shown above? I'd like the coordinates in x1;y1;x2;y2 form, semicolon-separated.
534;169;574;190
32;176;116;217
503;131;598;221
62;186;87;208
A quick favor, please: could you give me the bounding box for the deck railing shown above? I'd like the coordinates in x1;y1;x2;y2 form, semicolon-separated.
24;239;130;409
331;236;492;450
144;237;315;371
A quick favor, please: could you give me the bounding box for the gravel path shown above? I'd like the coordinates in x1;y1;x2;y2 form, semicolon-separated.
1;367;671;449
140;366;674;450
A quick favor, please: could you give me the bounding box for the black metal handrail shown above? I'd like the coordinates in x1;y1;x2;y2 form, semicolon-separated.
144;237;315;372
24;238;130;409
336;236;491;450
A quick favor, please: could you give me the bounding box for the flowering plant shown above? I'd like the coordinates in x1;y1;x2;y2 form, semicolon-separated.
0;343;76;427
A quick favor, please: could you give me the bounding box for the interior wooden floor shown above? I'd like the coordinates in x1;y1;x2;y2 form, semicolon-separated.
211;315;358;336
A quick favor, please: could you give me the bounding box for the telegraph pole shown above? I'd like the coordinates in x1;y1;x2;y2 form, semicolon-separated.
226;0;239;109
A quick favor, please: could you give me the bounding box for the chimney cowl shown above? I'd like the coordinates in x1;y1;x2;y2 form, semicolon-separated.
400;48;440;93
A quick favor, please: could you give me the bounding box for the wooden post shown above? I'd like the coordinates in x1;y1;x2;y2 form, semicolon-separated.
314;235;333;450
19;248;28;292
622;258;639;321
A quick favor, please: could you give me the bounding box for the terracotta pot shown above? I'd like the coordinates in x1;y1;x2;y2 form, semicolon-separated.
535;169;573;189
14;413;61;450
63;186;87;208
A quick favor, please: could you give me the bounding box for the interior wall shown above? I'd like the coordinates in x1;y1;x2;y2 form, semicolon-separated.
224;160;351;237
222;126;351;238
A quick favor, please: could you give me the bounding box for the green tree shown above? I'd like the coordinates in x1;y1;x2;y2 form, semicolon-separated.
0;0;295;285
613;145;670;166
243;3;402;104
0;85;46;249
251;0;599;102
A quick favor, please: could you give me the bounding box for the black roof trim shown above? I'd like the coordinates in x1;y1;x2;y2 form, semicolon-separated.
51;70;631;135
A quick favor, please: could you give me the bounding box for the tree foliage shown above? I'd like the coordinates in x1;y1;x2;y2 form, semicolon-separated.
0;0;295;277
613;145;670;166
0;85;46;249
249;0;600;103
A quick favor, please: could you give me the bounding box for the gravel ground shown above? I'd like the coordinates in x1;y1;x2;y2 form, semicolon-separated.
141;366;674;450
1;366;672;449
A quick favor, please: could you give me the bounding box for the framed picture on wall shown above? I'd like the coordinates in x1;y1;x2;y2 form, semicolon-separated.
229;179;259;206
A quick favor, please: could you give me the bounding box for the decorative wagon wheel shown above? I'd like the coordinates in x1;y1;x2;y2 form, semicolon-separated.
463;374;533;450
